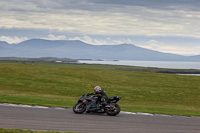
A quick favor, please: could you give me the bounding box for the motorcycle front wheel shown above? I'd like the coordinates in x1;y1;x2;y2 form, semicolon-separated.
73;103;86;114
105;103;120;116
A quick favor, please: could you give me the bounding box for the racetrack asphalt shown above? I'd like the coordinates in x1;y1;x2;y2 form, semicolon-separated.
0;105;200;133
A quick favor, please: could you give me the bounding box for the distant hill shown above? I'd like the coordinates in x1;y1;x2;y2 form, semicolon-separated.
0;41;9;47
0;39;199;61
0;41;9;45
0;57;77;63
189;55;200;61
191;55;200;58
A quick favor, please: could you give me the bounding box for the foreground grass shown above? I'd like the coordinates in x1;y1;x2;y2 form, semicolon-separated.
0;128;76;133
0;61;200;116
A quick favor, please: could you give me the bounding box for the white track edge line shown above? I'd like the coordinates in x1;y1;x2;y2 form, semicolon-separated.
0;103;199;118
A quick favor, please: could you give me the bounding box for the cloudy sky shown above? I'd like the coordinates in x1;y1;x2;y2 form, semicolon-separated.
1;0;200;55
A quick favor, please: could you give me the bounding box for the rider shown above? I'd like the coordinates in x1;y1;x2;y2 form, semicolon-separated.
87;86;108;106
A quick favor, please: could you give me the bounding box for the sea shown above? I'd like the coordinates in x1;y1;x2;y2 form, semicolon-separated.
78;60;200;70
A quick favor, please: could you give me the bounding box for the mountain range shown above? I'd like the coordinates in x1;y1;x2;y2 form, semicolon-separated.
0;39;199;61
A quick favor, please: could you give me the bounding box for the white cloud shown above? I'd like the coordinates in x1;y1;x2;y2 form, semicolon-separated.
40;34;66;40
69;36;134;45
0;36;28;44
1;1;200;38
0;0;200;55
145;40;165;50
69;36;108;45
0;34;67;44
140;40;200;55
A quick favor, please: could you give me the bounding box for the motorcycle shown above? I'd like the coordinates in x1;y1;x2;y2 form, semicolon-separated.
73;93;121;116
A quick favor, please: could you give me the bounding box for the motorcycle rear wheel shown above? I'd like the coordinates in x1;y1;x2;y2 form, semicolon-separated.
73;103;86;114
105;103;120;116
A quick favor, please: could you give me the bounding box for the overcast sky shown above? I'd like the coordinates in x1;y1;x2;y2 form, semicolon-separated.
0;0;200;55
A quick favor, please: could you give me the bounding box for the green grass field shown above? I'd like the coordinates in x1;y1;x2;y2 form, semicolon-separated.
0;61;200;116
